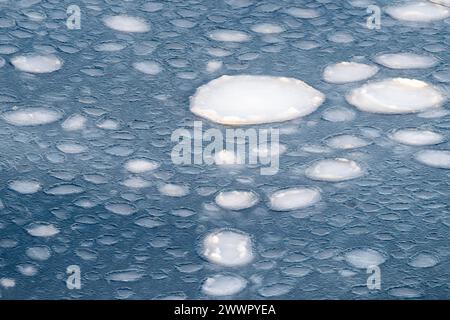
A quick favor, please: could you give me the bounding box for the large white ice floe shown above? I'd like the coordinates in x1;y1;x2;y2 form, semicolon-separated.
190;75;325;125
202;274;247;296
389;129;444;146
215;190;259;210
103;15;150;33
61;114;87;131
11;54;62;73
124;158;159;173
133;61;162;75
323;62;378;84
208;29;251;42
374;53;438;69
26;222;59;237
8;180;41;194
202;229;254;267
385;1;450;22
344;248;386;269
305;158;364;182
346;78;445;114
158;183;189;197
2;107;62;126
414;150;450;169
269;187;321;211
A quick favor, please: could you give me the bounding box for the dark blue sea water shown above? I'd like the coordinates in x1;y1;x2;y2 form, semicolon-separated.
0;0;449;299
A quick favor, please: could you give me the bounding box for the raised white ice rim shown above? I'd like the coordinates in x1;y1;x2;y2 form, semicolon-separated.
190;75;325;125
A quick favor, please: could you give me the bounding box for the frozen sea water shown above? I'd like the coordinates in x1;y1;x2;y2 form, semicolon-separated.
0;0;449;300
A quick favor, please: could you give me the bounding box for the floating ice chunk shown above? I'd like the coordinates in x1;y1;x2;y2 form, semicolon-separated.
215;191;259;210
26;222;59;237
389;129;444;146
251;23;284;34
103;15;150;33
56;142;88;154
122;177;151;189
61;114;86;131
325;134;371;149
96;118;120;130
208;30;251;42
258;284;293;297
105;203;137;216
158;184;189;197
206;60;223;73
8;180;41;194
408;252;439;268
385;2;450;22
328;32;354;43
11;54;62;73
106;269;144;282
0;278;15;288
202;229;253;267
191;75;325;125
17;264;37;276
323;62;378;84
346;78;445;114
286;7;321;18
269;187;321;211
202;274;247;296
214;150;241;165
124;158;159;173
322;107;355;122
142;2;164;12
305;158;364;182
94;42;126;52
374;53;438;69
26;246;51;261
2;107;62;126
45;184;84;195
133;61;162;75
344;248;386;269
415;150;450;169
389;287;421;299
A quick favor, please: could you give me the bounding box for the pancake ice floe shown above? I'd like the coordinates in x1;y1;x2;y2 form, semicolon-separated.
11;54;62;73
323;62;378;84
374;53;438;69
385;1;450;22
103;15;150;33
190;75;325;125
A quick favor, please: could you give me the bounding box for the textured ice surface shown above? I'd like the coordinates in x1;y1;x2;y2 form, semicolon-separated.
305;158;364;182
385;2;450;22
269;187;321;211
202;274;247;296
415;150;450;168
344;249;386;269
347;78;445;114
323;62;378;84
389;129;445;146
103;15;150;33
190;75;325;125
2;107;62;126
1;0;449;300
215;190;259;211
202;230;253;267
11;54;62;73
374;53;438;69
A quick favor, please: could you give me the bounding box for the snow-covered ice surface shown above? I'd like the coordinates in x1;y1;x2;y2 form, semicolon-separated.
0;0;449;300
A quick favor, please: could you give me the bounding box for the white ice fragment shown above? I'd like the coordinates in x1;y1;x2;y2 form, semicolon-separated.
121;177;151;189
206;60;223;73
26;246;51;261
26;222;59;237
103;15;150;33
133;61;162;75
208;30;251;42
56;142;88;154
214;150;241;165
0;278;15;288
105;203;137;216
408;252;439;268
61;114;86;131
202;229;254;267
11;54;62;73
202;274;247;296
286;7;321;18
190;75;325;125
389;129;444;146
250;23;284;34
344;248;386;269
328;32;354;43
346;78;445;114
2;107;62;126
415;150;450;169
8;180;41;194
124;158;159;173
215;190;259;210
45;184;84;195
305;158;364;182
374;53;438;69
325;134;370;149
322;107;355;122
158;183;189;197
385;1;450;22
269;187;321;211
323;62;378;84
17;264;37;276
